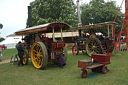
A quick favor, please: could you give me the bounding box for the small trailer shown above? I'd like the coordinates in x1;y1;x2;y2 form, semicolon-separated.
78;54;110;78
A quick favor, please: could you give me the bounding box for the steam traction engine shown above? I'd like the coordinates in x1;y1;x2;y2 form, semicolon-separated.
15;22;70;69
71;22;117;56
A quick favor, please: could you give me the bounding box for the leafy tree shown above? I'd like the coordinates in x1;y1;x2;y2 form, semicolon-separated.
27;0;77;28
80;0;124;36
0;37;5;42
0;23;3;29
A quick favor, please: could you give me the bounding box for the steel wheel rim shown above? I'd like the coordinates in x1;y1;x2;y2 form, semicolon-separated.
72;45;78;55
31;43;43;69
86;39;100;56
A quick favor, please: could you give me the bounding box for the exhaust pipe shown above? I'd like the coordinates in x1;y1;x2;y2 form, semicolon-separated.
28;6;32;27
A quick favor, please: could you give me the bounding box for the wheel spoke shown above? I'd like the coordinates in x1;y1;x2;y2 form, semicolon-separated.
94;49;98;53
36;46;39;51
39;48;41;52
88;44;92;48
33;49;38;54
34;53;38;57
33;57;37;60
39;54;43;57
37;59;41;65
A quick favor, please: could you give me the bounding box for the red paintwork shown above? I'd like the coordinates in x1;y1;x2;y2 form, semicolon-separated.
109;53;112;57
113;0;128;50
79;44;85;49
78;60;92;68
123;39;126;42
0;45;4;50
80;63;109;69
72;45;78;55
112;28;116;50
78;54;110;78
78;60;110;69
51;43;56;52
57;43;64;48
28;49;31;58
125;0;128;48
91;54;110;64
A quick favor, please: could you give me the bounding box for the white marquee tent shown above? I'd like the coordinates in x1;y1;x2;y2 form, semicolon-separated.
0;34;23;49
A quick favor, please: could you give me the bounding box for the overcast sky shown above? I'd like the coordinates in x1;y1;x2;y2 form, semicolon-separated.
0;0;125;38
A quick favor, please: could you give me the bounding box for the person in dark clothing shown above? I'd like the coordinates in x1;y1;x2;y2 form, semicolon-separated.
17;41;24;66
58;54;66;68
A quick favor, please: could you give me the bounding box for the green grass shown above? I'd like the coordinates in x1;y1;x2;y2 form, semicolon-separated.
0;49;128;85
67;47;72;51
2;48;17;60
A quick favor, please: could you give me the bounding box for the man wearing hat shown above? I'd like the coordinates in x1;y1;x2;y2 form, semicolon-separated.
17;41;24;66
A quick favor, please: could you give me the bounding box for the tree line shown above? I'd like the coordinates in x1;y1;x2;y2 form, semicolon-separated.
26;0;124;36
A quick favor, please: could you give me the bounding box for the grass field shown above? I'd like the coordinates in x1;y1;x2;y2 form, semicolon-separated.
0;49;128;85
2;48;17;60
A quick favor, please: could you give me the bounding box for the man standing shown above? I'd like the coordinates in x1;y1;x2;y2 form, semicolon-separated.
17;41;24;66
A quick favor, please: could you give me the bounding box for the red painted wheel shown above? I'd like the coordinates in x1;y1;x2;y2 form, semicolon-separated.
82;50;86;54
81;70;87;78
72;45;79;55
102;66;108;74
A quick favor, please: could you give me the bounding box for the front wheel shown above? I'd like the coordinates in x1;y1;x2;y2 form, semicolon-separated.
81;70;87;78
72;45;79;55
102;66;108;74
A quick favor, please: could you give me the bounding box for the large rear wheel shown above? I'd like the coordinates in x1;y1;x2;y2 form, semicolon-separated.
86;38;101;56
31;42;48;69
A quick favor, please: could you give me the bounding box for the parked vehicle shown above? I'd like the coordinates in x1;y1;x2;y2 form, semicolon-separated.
15;22;70;69
71;22;117;56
